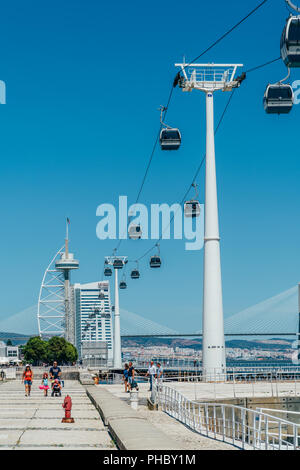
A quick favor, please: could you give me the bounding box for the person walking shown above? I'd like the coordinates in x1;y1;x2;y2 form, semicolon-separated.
22;365;33;397
127;361;135;390
39;372;49;397
123;363;129;393
49;361;63;387
49;361;61;380
146;361;156;391
156;362;164;384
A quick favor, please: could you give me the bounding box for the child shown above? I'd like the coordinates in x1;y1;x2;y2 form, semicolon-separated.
130;379;139;392
51;378;62;397
39;372;49;396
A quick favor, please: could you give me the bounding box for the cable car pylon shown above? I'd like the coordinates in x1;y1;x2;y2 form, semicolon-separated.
175;61;244;381
104;254;127;369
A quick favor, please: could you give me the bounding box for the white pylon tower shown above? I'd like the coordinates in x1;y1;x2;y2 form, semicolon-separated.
175;62;244;381
37;246;66;338
55;219;79;345
105;255;127;369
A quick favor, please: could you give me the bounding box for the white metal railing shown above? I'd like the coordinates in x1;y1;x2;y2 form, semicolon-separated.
109;372;300;403
187;67;235;84
115;369;300;385
128;358;300;373
156;384;300;450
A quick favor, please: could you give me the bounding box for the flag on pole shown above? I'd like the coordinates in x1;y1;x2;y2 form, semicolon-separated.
67;217;70;224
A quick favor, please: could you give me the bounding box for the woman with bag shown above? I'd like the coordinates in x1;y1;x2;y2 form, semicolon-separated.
22;365;34;397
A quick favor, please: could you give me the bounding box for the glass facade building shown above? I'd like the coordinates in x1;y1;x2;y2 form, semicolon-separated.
72;281;113;364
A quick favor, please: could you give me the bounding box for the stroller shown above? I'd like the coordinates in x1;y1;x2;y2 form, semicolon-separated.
51;379;62;397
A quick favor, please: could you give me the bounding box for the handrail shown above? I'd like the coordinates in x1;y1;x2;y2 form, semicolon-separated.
156;384;300;450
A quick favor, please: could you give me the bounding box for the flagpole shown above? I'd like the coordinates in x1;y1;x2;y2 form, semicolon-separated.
65;218;69;259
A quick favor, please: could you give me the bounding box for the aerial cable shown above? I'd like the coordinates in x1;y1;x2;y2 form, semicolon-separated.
245;57;281;74
114;0;270;255
133;0;272;218
135;89;237;263
174;0;270;83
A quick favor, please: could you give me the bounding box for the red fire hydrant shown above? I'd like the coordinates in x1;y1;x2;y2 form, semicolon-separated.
62;395;75;423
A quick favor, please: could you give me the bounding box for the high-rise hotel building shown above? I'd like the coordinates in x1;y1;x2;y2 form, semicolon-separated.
72;281;113;363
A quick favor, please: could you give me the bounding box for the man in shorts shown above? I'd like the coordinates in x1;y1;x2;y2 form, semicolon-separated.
127;362;135;390
49;361;64;386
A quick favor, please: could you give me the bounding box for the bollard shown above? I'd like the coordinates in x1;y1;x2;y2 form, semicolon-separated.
130;389;139;410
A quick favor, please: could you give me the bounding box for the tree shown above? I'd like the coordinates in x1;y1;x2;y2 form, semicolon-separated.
46;336;78;364
23;336;78;365
6;339;12;346
65;343;78;363
23;337;48;365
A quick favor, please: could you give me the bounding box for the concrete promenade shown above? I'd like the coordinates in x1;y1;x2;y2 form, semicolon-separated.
87;385;182;450
1;378;275;450
101;383;237;450
0;380;116;450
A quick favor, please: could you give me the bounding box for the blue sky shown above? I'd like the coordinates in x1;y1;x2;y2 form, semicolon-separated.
0;0;299;333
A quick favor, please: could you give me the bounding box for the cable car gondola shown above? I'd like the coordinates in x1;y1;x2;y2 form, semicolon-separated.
150;243;161;268
159;105;181;151
131;269;140;279
119;281;127;289
281;15;300;67
113;259;124;269
184;200;201;218
160;128;182;150
184;183;201;218
263;83;294;114
150;256;161;268
128;224;142;240
104;267;112;277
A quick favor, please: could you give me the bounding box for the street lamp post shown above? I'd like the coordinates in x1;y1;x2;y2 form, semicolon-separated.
175;62;244;381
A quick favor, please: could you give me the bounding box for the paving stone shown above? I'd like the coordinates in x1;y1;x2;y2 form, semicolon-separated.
0;419;31;429
35;409;100;419
19;429;114;447
0;380;115;450
0;430;23;446
28;418;105;430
